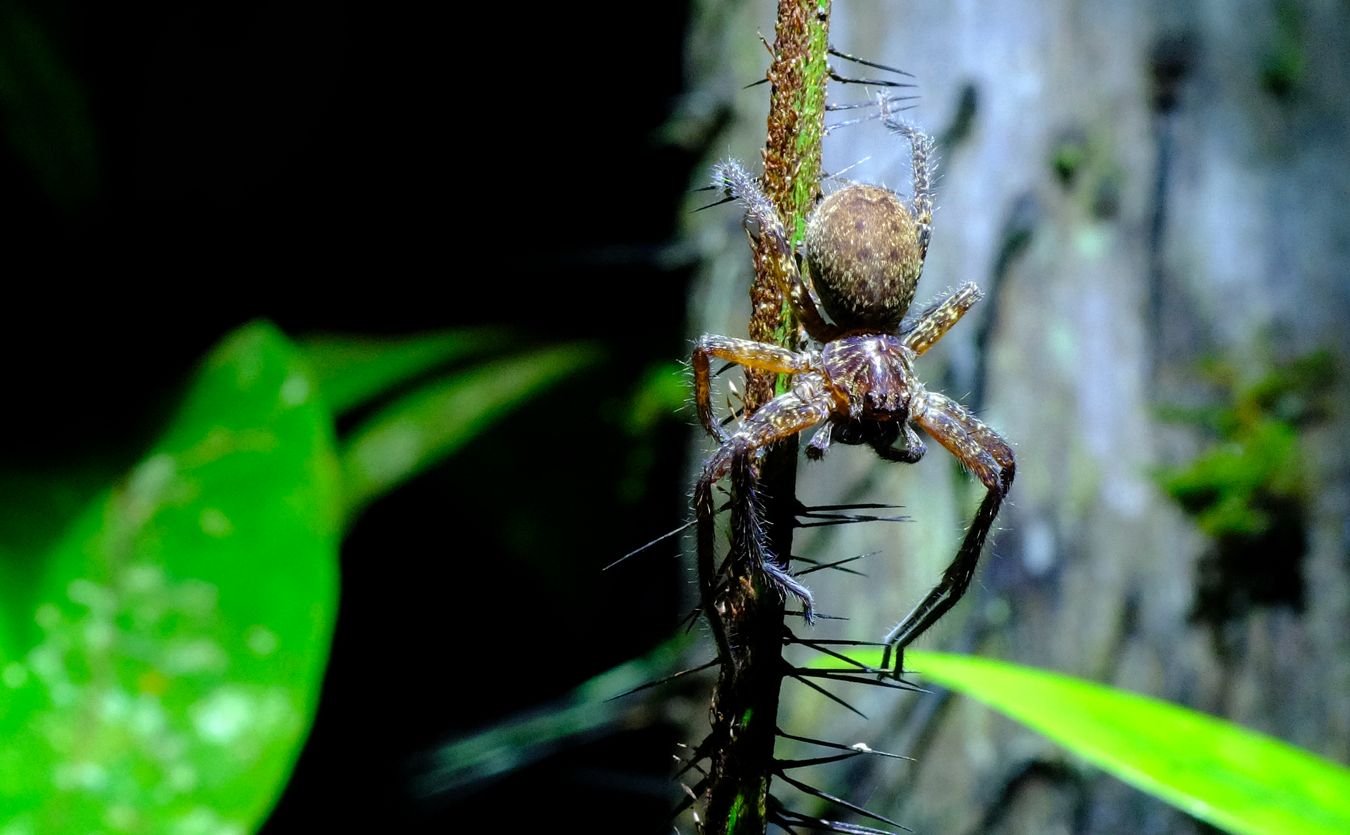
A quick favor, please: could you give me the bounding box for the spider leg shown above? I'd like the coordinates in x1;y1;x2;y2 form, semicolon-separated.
902;282;982;356
805;421;834;460
880;108;937;259
871;421;926;463
729;449;816;617
711;159;843;344
880;392;1014;676
711;159;788;253
694;382;834;621
693;336;815;442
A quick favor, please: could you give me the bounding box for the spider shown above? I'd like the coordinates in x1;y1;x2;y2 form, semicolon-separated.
693;115;1014;677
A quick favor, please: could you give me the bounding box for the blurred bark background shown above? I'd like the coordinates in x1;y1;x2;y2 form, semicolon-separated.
683;1;1349;831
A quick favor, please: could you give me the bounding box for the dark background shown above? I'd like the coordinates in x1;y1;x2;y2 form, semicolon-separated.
2;1;699;830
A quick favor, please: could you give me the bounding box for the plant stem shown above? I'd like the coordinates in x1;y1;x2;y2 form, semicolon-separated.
702;3;831;832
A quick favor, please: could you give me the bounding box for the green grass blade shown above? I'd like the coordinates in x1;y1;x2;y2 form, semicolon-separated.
0;321;342;833
907;651;1350;835
339;342;602;517
416;636;692;797
299;328;507;415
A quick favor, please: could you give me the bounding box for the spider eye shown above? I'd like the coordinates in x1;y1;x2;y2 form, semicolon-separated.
805;184;923;329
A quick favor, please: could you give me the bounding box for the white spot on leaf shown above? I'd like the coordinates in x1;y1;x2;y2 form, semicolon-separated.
34;604;60;630
163;638;227;675
198;507;234;538
82;620;115;651
68;579;115;615
127;453;176;503
167;763;198;793
53;760;107;791
280;373;310;406
190;688;251;744
245;626;279;657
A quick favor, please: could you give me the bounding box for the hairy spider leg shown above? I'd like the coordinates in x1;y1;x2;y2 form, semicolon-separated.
904;282;983;356
881;111;937;260
880;392;1014;676
805;421;835;458
692;335;815;443
711;159;843;343
694;381;835;620
871;422;927;463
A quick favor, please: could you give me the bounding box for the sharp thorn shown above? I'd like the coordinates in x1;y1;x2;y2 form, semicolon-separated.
794;515;909;529
786;610;847;621
829;71;916;89
782;637;887;647
822;155;873;181
604;520;696;570
674;733;719;779
828;45;916;78
777;771;910;830
774;809;904;835
793;668;927;693
787;671;868;718
801;502;903;512
775;729;912;761
789;638;872;670
679;605;702;633
795;554;870;577
693;194;738;213
606;657;720;701
776;751;866;769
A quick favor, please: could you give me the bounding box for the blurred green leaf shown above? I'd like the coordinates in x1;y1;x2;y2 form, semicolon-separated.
906;652;1350;835
623;361;689;436
418;635;695;798
299;328;507;416
617;360;689;502
340;343;602;517
0;321;342;833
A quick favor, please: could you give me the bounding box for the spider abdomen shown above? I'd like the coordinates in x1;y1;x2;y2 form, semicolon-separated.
805;184;924;329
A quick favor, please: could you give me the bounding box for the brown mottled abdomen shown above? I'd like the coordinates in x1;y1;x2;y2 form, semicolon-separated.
805;184;923;330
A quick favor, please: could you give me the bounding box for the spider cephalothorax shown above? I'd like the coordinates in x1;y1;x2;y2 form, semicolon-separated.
693;115;1013;676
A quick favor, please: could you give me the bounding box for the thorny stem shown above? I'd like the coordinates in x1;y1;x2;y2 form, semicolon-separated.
702;2;831;833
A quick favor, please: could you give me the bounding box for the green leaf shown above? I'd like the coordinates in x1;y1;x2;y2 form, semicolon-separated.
0;322;342;833
299;327;507;416
622;361;689;436
417;636;694;798
339;343;602;517
907;651;1350;835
